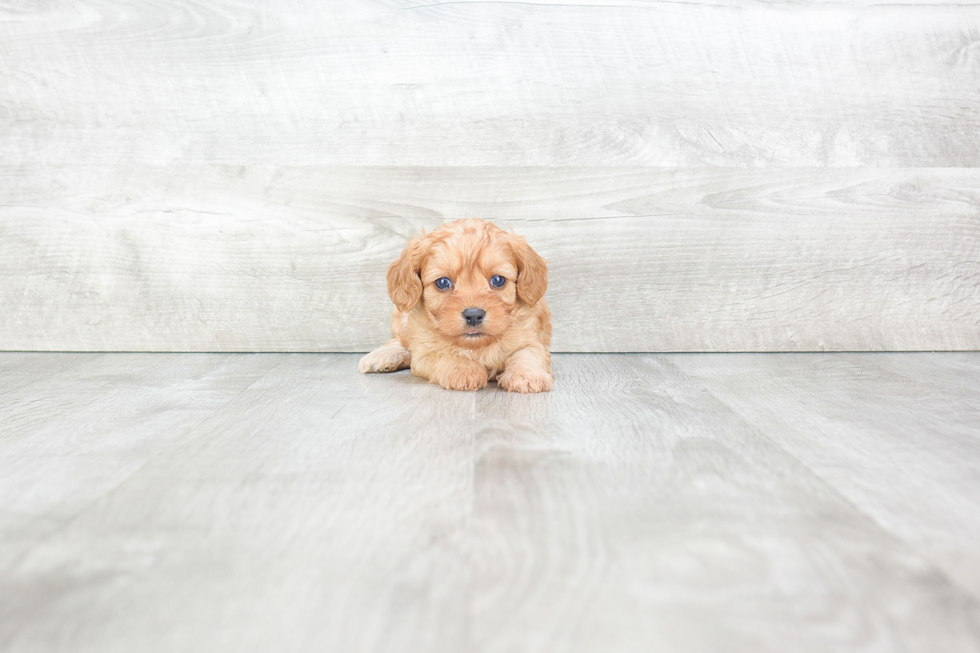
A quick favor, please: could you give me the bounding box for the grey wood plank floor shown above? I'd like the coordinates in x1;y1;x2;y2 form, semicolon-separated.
1;353;978;653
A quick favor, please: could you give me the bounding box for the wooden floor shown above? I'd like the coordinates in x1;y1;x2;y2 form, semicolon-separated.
1;353;979;652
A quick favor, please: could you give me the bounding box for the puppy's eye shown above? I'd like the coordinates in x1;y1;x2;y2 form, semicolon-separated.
490;275;506;288
435;277;453;290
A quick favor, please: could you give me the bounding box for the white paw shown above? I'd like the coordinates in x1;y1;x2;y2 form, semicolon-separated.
358;347;410;373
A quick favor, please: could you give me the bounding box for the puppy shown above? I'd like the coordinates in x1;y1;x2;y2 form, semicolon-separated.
358;218;552;393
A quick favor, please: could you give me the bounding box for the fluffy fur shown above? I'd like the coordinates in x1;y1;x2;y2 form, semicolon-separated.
358;218;552;393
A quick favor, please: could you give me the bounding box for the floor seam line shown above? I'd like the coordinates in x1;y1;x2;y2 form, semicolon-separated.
5;355;289;569
660;354;980;606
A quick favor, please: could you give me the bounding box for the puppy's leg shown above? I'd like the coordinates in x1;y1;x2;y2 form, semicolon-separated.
358;339;411;374
413;353;488;391
498;346;552;393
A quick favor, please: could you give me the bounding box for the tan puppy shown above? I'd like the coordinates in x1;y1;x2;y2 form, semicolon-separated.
359;218;552;393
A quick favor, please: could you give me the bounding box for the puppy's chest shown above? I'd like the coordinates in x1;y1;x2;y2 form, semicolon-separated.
457;342;509;375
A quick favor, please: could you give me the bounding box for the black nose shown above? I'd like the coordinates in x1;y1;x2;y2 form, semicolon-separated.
462;308;486;326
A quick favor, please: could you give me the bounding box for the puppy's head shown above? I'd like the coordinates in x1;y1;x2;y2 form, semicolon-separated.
386;219;547;349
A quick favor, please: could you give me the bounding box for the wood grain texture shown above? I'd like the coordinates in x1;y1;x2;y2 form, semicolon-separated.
0;353;281;568
1;352;980;652
2;165;978;352
670;352;980;596
1;0;979;167
2;1;979;351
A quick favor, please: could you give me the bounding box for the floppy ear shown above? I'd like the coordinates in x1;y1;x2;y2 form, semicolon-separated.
386;236;426;311
511;235;548;306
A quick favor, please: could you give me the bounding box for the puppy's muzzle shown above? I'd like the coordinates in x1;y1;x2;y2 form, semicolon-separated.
462;308;485;327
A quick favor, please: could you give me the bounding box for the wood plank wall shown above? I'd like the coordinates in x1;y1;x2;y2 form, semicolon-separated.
2;1;978;352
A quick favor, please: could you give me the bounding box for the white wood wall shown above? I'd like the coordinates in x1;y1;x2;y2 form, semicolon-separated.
2;0;978;352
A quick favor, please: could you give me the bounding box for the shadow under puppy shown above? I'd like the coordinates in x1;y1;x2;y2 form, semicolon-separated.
359;218;552;392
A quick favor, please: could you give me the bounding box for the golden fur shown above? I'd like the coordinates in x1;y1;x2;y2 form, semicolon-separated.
358;218;553;393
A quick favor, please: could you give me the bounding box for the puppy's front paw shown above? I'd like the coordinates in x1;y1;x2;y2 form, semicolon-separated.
498;369;553;394
358;346;411;374
439;361;489;391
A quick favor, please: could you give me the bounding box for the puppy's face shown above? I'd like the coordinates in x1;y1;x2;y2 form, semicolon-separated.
387;219;547;349
420;233;518;348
